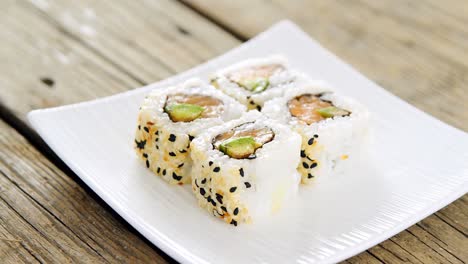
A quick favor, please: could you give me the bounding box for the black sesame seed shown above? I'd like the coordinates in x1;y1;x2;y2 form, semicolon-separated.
135;139;146;150
310;162;318;168
146;160;150;168
144;127;149;133
178;163;184;168
169;152;176;157
256;105;261;111
155;138;159;142
221;206;227;212
244;182;251;188
210;198;216;206
215;193;223;204
155;131;159;135
156;145;159;150
247;154;257;159
40;77;54;87
200;188;206;196
138;125;141;130
229;187;237;193
201;178;207;184
194;179;199;188
250;101;255;105
239;168;244;177
169;134;176;142
230;220;238;226
314;134;319;138
233;208;239;215
300;150;306;158
246;95;251;99
308;138;314;145
172;172;182;181
162;169;166;176
188;135;195;141
303;162;309;169
209;161;213;166
308;173;314;179
213;167;220;172
157;167;161;173
143;153;148;158
179;149;187;153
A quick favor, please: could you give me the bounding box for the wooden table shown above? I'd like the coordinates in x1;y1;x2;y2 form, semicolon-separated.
1;0;466;263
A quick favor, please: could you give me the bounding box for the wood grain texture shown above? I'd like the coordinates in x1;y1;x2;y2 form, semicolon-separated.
0;0;466;263
0;119;170;263
1;0;237;121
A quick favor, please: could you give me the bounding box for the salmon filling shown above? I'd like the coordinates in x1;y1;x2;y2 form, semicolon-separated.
227;64;285;93
164;93;224;122
288;94;350;125
213;122;274;159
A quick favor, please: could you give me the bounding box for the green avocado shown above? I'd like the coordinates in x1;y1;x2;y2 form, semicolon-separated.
238;77;269;93
164;103;204;122
219;136;260;159
316;106;350;118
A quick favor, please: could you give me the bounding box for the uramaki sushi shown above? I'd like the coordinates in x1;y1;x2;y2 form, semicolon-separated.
190;111;301;226
134;79;246;184
263;81;369;184
210;55;304;111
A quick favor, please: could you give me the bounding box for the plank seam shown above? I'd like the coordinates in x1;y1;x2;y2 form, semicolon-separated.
365;249;386;263
177;0;248;41
19;242;44;264
405;228;457;264
388;237;425;263
370;244;407;263
434;212;467;236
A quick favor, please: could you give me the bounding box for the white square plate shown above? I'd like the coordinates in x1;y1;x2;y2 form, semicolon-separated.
28;21;468;264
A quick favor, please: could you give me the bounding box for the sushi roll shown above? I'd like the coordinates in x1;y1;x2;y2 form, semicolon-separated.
190;111;301;226
134;78;246;184
210;55;304;111
262;81;369;184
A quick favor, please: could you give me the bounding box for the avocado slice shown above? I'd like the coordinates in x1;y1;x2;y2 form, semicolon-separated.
237;77;269;93
164;103;204;122
316;106;351;118
218;136;261;159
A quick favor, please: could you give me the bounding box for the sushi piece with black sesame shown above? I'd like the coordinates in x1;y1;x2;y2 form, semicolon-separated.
190;111;301;226
263;80;370;184
134;78;246;184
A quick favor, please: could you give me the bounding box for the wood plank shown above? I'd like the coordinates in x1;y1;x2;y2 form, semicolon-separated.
181;0;468;132
0;119;169;263
1;0;238;121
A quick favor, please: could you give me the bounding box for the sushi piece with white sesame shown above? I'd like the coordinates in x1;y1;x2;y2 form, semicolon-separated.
262;80;370;184
210;55;306;111
134;78;246;184
190;111;301;226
